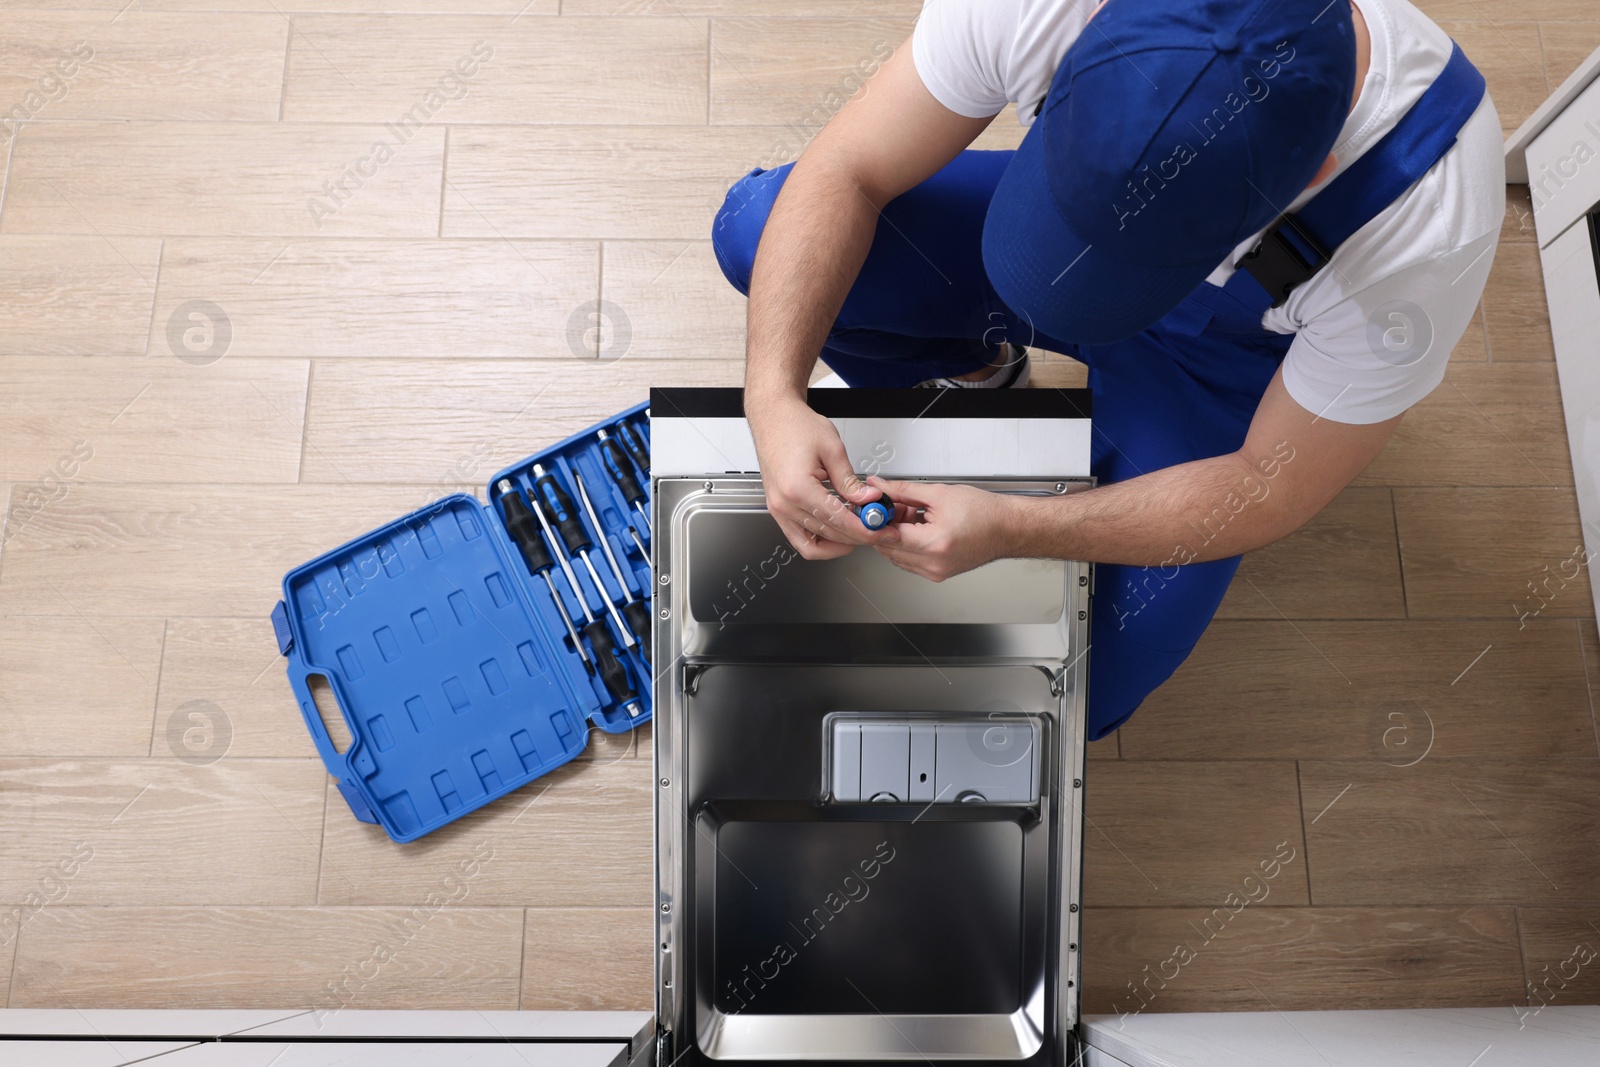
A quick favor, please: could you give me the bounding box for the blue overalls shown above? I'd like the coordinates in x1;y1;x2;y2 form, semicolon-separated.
710;45;1486;741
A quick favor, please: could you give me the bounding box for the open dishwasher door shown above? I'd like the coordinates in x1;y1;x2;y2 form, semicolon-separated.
649;387;1092;1067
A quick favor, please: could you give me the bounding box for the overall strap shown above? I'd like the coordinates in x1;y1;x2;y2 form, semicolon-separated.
1231;41;1487;311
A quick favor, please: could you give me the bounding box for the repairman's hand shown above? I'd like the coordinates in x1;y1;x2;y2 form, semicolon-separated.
867;476;1019;581
747;395;892;559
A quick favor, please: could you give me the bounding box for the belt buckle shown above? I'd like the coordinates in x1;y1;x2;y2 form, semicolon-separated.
1235;217;1330;308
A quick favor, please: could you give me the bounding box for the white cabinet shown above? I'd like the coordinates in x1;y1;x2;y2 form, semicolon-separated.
1508;44;1600;622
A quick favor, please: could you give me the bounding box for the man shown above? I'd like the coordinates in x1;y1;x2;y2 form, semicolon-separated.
710;0;1504;739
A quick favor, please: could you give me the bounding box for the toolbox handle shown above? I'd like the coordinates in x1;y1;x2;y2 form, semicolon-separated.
285;658;375;802
286;663;378;824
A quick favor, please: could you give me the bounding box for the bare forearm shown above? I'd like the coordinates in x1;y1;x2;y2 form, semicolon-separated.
743;154;881;410
1004;444;1305;567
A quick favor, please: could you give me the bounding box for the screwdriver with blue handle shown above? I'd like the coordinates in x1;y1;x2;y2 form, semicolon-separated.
858;493;896;530
596;428;650;537
523;474;642;719
496;480;592;676
573;469;652;664
532;462;635;651
616;419;650;475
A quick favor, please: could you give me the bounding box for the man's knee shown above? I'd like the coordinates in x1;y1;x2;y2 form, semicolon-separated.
711;164;790;296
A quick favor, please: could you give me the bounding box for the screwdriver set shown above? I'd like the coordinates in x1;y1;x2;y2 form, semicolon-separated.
269;403;653;842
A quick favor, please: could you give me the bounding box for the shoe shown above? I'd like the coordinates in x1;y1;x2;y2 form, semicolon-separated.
914;344;1031;389
810;344;1031;390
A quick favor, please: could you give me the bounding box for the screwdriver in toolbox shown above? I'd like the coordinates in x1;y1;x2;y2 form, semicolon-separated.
531;463;636;650
617;418;650;472
624;525;647;559
572;469;652;664
524;480;643;718
596;428;650;536
495;480;592;676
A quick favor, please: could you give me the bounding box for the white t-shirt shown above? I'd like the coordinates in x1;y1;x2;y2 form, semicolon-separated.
912;0;1505;425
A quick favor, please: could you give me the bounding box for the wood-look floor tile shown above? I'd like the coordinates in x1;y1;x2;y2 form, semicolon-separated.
1502;184;1538;245
157;618;317;760
4;123;445;237
1542;22;1600;87
971;121;1028;151
0;484;456;617
1081;906;1523;1014
301;358;738;483
599;242;746;359
710;19;910;125
1436;21;1549;134
9;906;524;1010
1123;620;1597;759
1082;761;1308;907
1515;908;1600;1008
1354;362;1573;487
1444;303;1488;363
1300;760;1600;905
0;236;160;356
0;920;12;1005
568;0;920;13
1217;487;1404;619
143;0;555;10
1415;0;1600;20
521;907;652;1010
0;616;163;758
0;482;11;569
151;238;598;359
285;16;706;125
0;759;326;906
1394;487;1588;618
443;125;795;240
0;357;308;483
1028;355;1090;389
0;13;287;122
574;721;649;763
1482;241;1555;362
317;759;651;907
1581;621;1600;750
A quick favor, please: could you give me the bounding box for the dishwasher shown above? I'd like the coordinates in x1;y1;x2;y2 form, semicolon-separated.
648;386;1093;1067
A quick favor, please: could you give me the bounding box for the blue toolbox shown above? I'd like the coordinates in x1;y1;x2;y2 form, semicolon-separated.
269;404;654;842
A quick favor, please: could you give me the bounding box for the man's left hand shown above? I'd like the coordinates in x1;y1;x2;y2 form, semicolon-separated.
867;476;1019;582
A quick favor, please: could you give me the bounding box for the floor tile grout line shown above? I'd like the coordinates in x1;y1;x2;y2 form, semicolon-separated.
594;240;606;358
1578;620;1600;758
1388;487;1411;620
297;361;316;484
278;15;294;123
438;125;451;239
1294;760;1316;907
1512;905;1532;1008
314;774;330;906
0;483;12;589
0;124;17;233
141;237;165;359
516;907;528;1009
144;618;171;758
5;897;16;1007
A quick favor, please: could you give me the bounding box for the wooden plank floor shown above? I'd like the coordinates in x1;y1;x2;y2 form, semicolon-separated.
0;0;1595;1019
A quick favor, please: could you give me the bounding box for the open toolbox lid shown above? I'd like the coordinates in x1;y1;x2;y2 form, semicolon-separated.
271;404;652;843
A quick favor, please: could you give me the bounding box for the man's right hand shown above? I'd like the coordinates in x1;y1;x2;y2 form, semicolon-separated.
747;393;890;560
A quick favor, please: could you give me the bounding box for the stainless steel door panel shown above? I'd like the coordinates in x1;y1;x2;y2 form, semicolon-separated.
654;475;1089;1067
655;480;1080;665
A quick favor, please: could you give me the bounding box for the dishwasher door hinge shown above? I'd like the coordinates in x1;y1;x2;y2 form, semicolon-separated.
682;664;705;696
